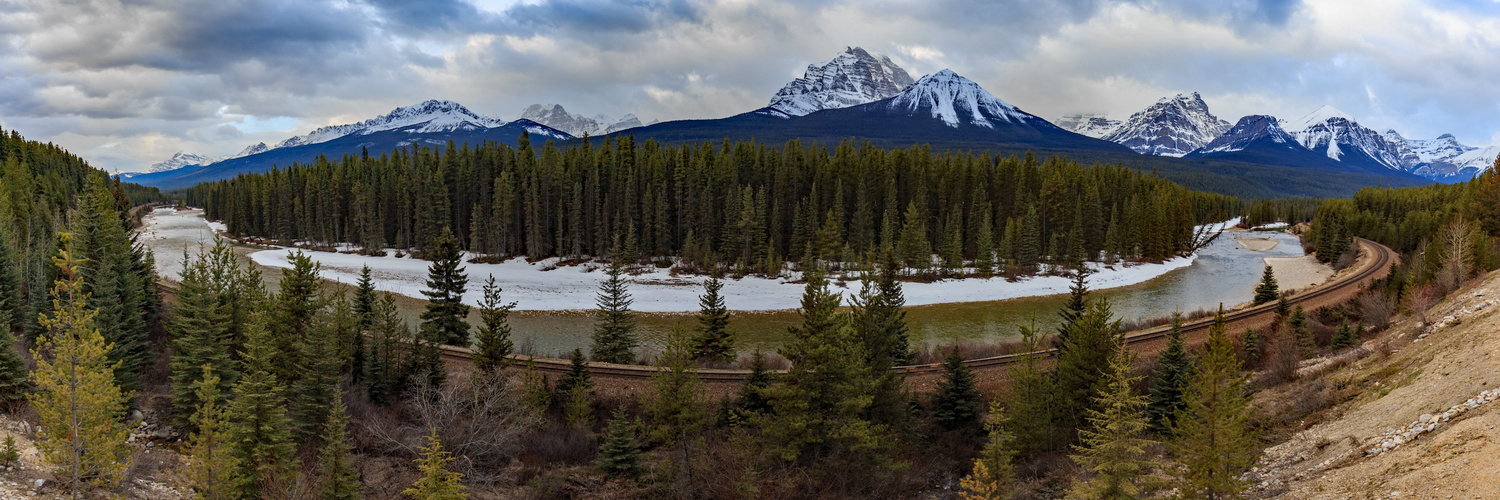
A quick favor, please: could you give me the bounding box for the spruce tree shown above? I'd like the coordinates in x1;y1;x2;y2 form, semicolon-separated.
404;428;468;499
0;233;23;336
1019;204;1042;270
690;277;735;364
1146;313;1193;435
350;265;378;384
318;397;362;500
1241;328;1261;367
1053;300;1123;440
1067;346;1152;500
1169;306;1256;499
289;310;343;445
597;408;643;479
556;348;593;400
186;365;236;500
931;349;982;432
897;200;931;273
732;350;774;420
1252;264;1279;306
849;258;912;427
762;266;888;467
1332;323;1357;349
226;316;297;498
472;275;516;372
591;258;638;365
75;180;151;394
0;308;29;403
1054;268;1091;349
169;256;236;425
421;227;471;346
272;252;323;381
365;294;409;406
1288;305;1314;358
30;235;133;492
974;213;996;278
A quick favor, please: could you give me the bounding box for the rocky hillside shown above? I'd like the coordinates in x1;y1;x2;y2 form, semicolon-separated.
1250;270;1500;499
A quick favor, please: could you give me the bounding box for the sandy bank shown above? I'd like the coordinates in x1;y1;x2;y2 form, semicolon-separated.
1264;255;1333;292
1235;236;1280;252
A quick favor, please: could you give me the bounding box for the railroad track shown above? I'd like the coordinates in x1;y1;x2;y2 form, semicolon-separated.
442;237;1396;382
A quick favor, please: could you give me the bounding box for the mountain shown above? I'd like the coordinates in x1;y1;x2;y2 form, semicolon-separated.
128;100;572;190
1282;105;1407;172
762;46;915;118
1102;92;1230;157
1191;115;1301;156
1055;113;1121;138
1386;131;1499;182
518;104;644;137
624;69;1123;153
149;152;215;173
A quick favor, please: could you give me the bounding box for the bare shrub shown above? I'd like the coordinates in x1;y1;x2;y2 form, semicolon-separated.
1405;285;1434;326
1438;217;1474;294
1358;291;1395;331
517;423;597;466
1267;327;1301;385
1334;249;1358;271
363;371;542;483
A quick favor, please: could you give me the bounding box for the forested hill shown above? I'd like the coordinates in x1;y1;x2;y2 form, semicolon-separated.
185;135;1241;273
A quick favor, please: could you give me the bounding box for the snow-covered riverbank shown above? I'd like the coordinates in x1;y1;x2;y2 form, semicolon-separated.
142;207;1238;313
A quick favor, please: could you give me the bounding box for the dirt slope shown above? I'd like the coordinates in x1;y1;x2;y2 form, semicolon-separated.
1251;270;1500;499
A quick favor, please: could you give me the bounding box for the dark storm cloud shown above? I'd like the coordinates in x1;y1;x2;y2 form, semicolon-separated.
365;0;494;36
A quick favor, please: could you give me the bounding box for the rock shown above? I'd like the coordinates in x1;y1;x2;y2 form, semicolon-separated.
1419;413;1433;423
33;479;42;488
129;409;144;422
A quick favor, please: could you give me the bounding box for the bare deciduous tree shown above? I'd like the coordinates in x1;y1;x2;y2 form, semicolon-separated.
1438;217;1473;295
363;371;541;483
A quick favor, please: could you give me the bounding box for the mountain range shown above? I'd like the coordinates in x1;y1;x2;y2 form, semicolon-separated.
128;46;1491;196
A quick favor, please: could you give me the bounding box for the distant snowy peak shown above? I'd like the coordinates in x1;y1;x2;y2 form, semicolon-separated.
231;142;269;159
149;152;214;173
884;69;1038;128
518;104;643;137
1285;105;1403;169
766;46;915;117
1055;114;1121;138
1196;115;1298;154
275;100;507;149
1103;92;1229;157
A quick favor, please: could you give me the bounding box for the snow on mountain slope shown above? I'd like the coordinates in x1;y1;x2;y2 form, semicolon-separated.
1055;113;1121;138
274;100;512;150
1103;92;1230;157
1284;105;1404;169
883;69;1040;128
149;152;214;173
518;104;644;137
230;142;269;159
1195;115;1299;154
765;46;915;117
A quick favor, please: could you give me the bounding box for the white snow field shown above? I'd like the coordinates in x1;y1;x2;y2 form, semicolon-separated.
143;207;1237;313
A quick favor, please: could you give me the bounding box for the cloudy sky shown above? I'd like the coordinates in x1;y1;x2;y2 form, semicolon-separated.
3;0;1499;173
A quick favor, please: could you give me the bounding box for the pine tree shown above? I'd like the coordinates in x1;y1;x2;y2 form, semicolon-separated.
849;254;913;427
565;380;595;430
974;213;996;278
169;256;236;425
643;327;705;445
472;275;516;372
597;408;643;479
421;227;471;346
690;277;735;364
1006;321;1057;454
1252;265;1279;306
0;232;24;337
272;252;323;382
318;397;362;500
365;294;409;406
1066;346;1152;500
289;309;343;445
897;200;931;273
403;428;468;499
1146;314;1193;435
75;180;152;394
29;233;133;492
932;349;982;432
1169;306;1256;500
226;316;296;498
1332;323;1357;349
960;400;1018;500
1019;204;1042;270
186;365;237;500
556;348;593;399
591;258;638;364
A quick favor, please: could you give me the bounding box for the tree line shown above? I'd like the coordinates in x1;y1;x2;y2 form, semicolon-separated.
183;136;1241;275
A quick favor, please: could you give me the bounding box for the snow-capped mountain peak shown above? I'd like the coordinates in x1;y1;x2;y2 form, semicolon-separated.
149;152;214;173
1102;91;1229;157
518;104;644;137
1286;105;1355;132
765;46;915;117
1055;113;1121;138
231;142;269;159
1195;115;1298;154
884;69;1033;128
275;99;506;149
